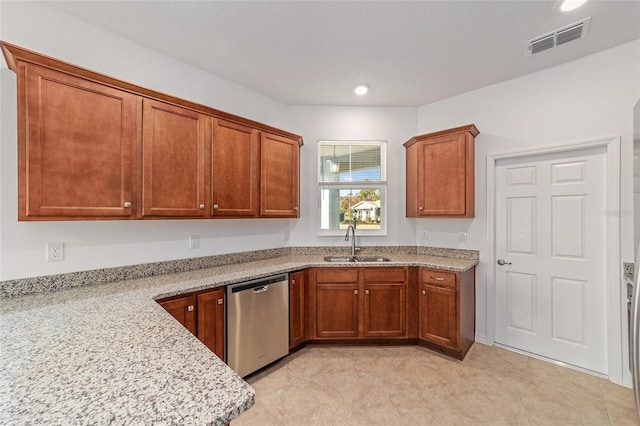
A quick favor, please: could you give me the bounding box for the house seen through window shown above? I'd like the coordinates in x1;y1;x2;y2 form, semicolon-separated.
318;141;387;236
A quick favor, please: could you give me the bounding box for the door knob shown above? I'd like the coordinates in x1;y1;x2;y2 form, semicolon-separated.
497;259;512;265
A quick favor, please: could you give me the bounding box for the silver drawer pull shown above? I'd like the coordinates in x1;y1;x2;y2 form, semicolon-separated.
430;276;445;281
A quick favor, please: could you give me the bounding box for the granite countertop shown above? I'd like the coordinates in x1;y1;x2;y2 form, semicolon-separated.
0;250;478;425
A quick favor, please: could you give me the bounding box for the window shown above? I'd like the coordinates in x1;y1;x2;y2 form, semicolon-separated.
318;141;387;236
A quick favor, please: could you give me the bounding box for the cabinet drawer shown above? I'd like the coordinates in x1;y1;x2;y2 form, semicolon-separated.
421;269;457;288
364;268;406;283
316;268;359;283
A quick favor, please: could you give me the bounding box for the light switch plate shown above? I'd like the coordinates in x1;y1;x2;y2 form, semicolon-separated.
459;232;468;243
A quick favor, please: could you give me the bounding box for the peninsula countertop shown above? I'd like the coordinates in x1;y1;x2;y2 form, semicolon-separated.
0;250;478;425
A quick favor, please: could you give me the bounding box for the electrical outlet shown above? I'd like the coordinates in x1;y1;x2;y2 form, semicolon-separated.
422;231;429;240
46;242;64;262
459;232;468;243
189;235;200;249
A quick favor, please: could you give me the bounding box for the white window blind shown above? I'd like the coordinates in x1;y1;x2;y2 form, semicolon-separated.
318;141;387;236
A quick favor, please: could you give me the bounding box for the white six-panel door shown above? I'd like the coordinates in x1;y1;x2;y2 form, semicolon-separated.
495;146;607;374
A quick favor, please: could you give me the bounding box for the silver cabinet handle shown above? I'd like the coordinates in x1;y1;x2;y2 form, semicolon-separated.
365;289;370;295
294;207;299;211
497;259;512;265
124;202;131;208
291;279;296;285
422;290;426;295
213;204;219;210
354;290;358;295
217;298;223;305
187;305;194;312
430;276;445;281
199;204;205;209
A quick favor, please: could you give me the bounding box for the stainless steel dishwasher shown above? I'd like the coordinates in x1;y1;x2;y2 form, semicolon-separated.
226;273;289;377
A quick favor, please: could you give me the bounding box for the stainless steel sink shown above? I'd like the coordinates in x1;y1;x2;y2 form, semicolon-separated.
354;256;391;262
323;256;357;262
323;256;390;263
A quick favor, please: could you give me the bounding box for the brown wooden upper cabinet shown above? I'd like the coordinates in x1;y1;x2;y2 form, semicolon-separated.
404;124;479;218
19;63;137;220
211;119;260;217
141;99;208;218
1;41;302;221
260;132;300;218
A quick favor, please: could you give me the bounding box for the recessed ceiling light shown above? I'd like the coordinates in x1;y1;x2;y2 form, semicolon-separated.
560;0;586;12
354;84;370;95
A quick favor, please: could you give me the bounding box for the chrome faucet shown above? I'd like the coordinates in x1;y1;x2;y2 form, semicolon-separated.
345;221;357;256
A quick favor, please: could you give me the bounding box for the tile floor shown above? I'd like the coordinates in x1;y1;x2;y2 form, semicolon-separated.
233;344;638;425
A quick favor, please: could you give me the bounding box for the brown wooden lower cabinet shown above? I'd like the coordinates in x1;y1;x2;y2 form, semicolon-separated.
158;294;197;335
308;267;410;340
420;283;457;348
196;288;225;360
158;265;475;364
289;270;306;349
418;267;475;359
157;287;225;360
316;281;360;338
364;282;407;338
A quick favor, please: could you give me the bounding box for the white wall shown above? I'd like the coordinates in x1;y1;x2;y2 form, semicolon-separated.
418;39;640;384
0;1;293;280
286;106;417;248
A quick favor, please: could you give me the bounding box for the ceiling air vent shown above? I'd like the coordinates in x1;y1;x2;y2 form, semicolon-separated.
526;17;591;55
530;34;555;54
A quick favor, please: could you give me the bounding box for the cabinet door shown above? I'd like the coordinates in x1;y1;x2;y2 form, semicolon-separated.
159;295;197;335
364;283;407;338
197;288;225;360
142;99;207;217
22;63;136;219
316;283;359;338
289;271;306;349
211;119;259;217
260;132;299;217
419;283;458;350
417;133;468;216
363;268;408;338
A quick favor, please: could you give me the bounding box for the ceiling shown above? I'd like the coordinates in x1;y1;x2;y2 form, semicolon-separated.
45;1;640;107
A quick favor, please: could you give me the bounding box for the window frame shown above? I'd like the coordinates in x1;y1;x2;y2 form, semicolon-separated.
317;140;387;237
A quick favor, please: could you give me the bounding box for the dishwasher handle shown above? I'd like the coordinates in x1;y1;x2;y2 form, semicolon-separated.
228;274;288;294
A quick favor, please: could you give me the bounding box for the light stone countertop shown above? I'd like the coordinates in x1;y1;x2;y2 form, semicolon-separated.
0;252;478;425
